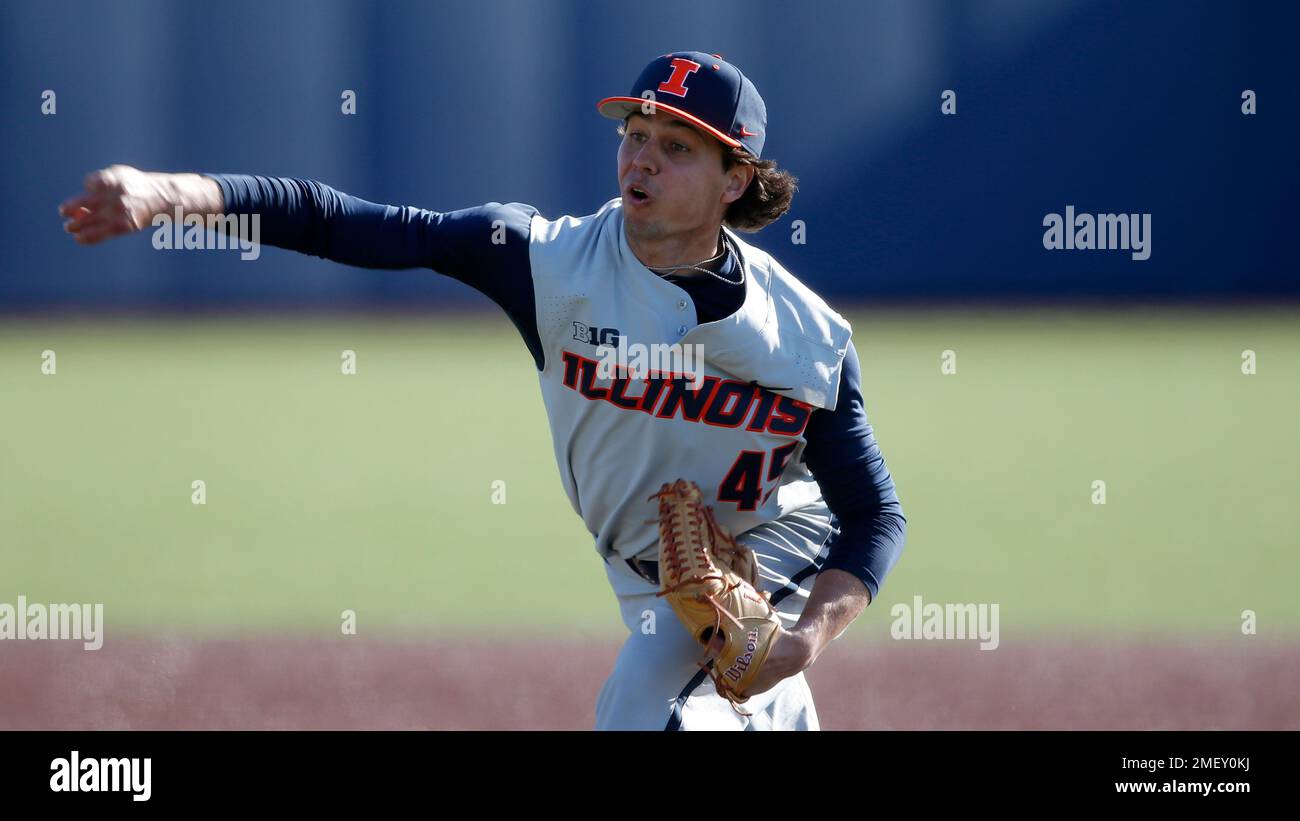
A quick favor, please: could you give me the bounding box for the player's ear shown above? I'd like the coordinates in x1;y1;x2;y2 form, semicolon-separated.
721;162;755;206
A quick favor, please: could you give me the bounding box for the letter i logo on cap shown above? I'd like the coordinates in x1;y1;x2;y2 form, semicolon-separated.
658;58;701;98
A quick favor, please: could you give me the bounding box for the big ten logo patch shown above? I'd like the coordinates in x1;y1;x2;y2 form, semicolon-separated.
573;322;622;348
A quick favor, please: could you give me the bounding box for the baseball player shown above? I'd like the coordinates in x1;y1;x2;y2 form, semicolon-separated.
59;51;906;730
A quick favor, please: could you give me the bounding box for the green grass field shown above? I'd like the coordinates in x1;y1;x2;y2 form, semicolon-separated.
2;308;1297;638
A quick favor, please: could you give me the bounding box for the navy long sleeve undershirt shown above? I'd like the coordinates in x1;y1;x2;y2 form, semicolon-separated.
207;174;906;600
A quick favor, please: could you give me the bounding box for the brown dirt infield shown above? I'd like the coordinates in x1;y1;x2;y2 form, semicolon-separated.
1;636;1294;730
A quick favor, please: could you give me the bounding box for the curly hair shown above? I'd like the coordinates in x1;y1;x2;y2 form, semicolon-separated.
720;146;799;233
615;119;798;233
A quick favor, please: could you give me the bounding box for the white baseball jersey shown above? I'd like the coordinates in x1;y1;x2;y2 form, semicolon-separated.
528;197;853;564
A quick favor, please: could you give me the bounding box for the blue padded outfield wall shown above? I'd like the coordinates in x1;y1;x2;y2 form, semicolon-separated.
2;0;1295;309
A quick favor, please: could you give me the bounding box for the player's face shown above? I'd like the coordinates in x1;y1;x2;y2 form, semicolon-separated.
618;112;735;243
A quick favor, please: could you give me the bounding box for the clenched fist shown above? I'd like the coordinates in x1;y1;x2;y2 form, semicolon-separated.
59;165;223;245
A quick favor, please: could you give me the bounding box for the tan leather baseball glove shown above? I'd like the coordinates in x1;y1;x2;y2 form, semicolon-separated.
650;478;781;713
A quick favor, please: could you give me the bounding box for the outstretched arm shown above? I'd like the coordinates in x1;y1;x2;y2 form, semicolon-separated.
59;166;546;369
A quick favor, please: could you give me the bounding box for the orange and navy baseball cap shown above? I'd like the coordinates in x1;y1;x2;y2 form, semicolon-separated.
597;51;768;158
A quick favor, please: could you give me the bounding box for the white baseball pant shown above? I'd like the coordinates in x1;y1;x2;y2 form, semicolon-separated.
594;500;837;731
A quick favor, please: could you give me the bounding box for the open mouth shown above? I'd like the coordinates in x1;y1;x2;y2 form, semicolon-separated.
627;185;652;204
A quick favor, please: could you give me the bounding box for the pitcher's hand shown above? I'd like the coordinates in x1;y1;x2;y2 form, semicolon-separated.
60;165;221;246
